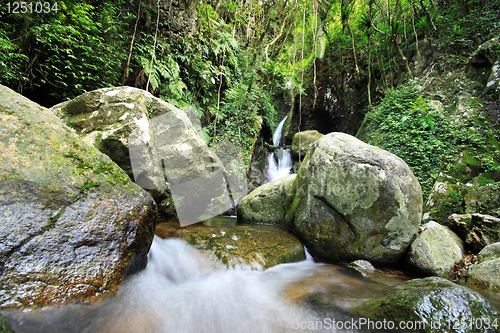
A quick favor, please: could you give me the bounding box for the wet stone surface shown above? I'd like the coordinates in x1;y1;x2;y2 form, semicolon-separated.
155;218;305;270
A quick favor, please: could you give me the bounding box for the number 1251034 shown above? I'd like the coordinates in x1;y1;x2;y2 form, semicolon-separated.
6;2;59;14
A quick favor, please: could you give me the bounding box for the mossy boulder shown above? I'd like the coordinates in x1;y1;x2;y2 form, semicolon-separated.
477;243;500;263
291;130;324;157
362;276;499;333
51;87;242;221
155;221;305;270
406;221;464;278
237;174;296;226
447;213;500;252
0;85;156;309
462;259;500;293
284;132;422;264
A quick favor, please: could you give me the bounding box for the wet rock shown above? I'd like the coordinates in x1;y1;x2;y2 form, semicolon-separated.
0;85;156;308
363;276;500;333
51;86;245;221
406;221;464;278
346;260;375;278
237;174;296;226
478;243;500;263
156;221;305;270
285;132;422;264
291;130;324;158
447;213;500;252
463;259;500;293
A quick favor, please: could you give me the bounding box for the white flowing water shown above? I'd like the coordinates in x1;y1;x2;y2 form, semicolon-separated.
3;236;405;333
267;116;293;182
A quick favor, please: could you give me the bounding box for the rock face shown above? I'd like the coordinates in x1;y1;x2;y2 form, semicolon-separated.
363;276;499;332
155;221;305;270
0;85;156;308
447;213;500;252
406;221;464;278
291;130;324;157
51;87;245;223
284;133;422;264
237;174;296;226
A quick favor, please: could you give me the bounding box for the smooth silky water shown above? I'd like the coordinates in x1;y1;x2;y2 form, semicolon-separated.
3;217;416;333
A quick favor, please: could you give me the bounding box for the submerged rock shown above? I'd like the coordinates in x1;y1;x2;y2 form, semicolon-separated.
406;221;464;279
447;213;500;252
155;221;305;270
363;276;500;333
285;132;422;264
237;174;296;226
0;85;156;308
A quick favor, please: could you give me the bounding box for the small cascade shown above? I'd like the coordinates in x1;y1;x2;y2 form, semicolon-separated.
267;116;293;182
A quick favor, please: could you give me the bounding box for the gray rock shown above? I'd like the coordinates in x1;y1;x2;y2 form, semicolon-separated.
285;132;422;264
237;174;296;226
406;221;464;278
363;276;499;333
463;258;500;293
51;87;245;222
478;243;500;263
447;213;500;252
0;85;156;308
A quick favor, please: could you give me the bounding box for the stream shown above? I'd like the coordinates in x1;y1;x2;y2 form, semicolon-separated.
4;218;414;333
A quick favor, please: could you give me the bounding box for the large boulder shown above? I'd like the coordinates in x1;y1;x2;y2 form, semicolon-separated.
362;277;499;333
0;85;156;308
447;213;500;252
284;132;422;264
51;87;245;223
406;221;464;278
237;174;296;226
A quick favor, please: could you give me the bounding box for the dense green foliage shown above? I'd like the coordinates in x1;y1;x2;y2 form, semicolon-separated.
0;0;132;103
1;0;499;180
361;81;500;197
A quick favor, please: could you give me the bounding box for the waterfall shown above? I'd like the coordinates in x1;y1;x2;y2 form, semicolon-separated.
267;116;293;182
